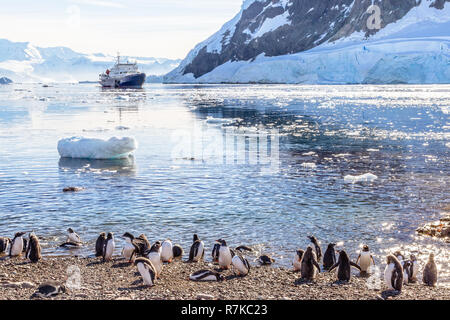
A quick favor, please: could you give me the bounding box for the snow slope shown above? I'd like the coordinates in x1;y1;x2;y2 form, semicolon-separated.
0;39;180;83
165;0;450;84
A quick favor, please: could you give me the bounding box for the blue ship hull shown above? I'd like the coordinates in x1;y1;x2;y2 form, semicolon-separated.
115;73;146;88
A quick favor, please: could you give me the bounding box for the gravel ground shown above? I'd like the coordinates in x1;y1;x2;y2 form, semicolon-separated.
0;255;448;300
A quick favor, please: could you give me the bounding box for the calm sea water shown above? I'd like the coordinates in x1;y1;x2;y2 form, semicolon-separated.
0;83;448;285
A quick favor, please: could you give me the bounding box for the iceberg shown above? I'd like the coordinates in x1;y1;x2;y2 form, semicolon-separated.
57;136;137;160
344;173;378;184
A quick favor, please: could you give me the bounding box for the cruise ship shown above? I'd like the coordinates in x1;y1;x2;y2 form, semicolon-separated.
99;54;146;88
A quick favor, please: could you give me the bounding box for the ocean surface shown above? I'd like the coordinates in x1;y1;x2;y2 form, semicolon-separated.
0;83;448;286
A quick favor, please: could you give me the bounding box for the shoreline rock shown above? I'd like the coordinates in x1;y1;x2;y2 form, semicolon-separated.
417;214;450;240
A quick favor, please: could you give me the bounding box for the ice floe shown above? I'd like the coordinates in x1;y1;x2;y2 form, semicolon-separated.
343;173;378;183
57;136;137;159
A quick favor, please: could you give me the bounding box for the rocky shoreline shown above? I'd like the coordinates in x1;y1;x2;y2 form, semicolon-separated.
1;256;448;300
417;213;450;241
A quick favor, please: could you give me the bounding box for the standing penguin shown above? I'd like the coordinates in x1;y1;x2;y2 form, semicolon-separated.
217;239;232;270
300;246;321;280
293;249;304;272
323;243;336;271
188;234;205;262
211;243;220;263
328;250;361;282
384;255;403;291
146;242;163;278
26;233;42;263
0;237;11;254
422;253;438;287
95;232;106;257
308;236;322;262
103;232;115;262
409;254;419;283
402;260;412;284
9;232;26;257
135;257;156;287
356;245;376;274
134;234;151;256
161;239;174;263
232;254;250;277
122;232;137;263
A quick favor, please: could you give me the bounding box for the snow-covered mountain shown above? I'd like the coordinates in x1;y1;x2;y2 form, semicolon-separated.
0;39;181;83
165;0;450;84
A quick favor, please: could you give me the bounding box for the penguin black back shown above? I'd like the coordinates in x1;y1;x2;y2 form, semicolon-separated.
308;236;322;262
26;233;42;263
300;246;321;280
95;232;106;257
329;250;361;281
387;254;403;291
323;243;336;270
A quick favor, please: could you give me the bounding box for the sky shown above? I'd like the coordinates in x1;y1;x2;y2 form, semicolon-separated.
0;0;243;59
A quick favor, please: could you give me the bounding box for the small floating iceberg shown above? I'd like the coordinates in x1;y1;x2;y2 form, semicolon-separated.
205;116;235;125
344;173;378;183
57;136;137;160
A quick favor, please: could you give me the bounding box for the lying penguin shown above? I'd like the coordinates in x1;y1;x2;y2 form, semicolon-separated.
60;228;82;248
328;250;361;282
32;282;66;299
189;270;225;282
258;255;275;266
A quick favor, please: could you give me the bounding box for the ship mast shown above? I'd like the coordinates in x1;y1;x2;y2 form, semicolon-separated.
117;52;120;65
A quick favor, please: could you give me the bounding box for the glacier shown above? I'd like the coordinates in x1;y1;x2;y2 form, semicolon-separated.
57;137;138;160
0;39;180;83
165;0;450;84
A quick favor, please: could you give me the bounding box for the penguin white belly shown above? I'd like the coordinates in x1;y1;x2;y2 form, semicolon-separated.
293;258;302;272
137;263;153;286
68;233;80;243
384;263;395;290
189;271;219;281
359;252;372;272
232;256;249;276
161;241;173;262
147;252;163;277
193;241;204;262
122;244;135;261
10;238;23;256
105;240;115;260
219;247;232;268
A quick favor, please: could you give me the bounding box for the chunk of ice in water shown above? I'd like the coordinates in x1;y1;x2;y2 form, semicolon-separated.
57;136;137;160
343;173;378;183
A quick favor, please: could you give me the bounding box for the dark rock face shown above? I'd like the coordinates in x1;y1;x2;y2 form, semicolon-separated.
182;0;448;79
0;77;12;84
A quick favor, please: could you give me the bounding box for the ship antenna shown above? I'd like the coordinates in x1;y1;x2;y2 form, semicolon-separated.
117;52;120;64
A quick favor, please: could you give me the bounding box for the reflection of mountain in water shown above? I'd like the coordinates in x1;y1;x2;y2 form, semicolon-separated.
58;157;137;176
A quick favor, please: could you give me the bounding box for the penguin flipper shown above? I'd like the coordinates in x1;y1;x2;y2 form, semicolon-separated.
350;261;361;271
328;262;339;273
355;254;361;265
371;255;376;265
313;260;321;272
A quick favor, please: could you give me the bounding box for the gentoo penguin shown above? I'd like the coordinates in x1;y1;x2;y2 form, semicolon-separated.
356;245;376;274
217;239;232;270
258;255;275;265
328;250;361;282
134;234;151;256
122;232;137;263
394;251;405;262
189;270;225;282
0;237;11;254
293;249;304;272
67;228;81;244
134;257;156;287
146;242;163;278
32;282;66;299
300;246;321;280
402;260;412;284
95;232;106;257
384;254;403;291
409;254;419;283
308;236;322;262
9;232;26;257
323;243;336;271
211;243;220;263
161;239;174;263
232;254;251;276
188;234;204;262
235;245;253;252
103;232;115;262
422;253;438;287
26;233;42;263
173;244;183;259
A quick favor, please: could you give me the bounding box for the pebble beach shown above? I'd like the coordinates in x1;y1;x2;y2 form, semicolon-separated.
0;255;448;300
